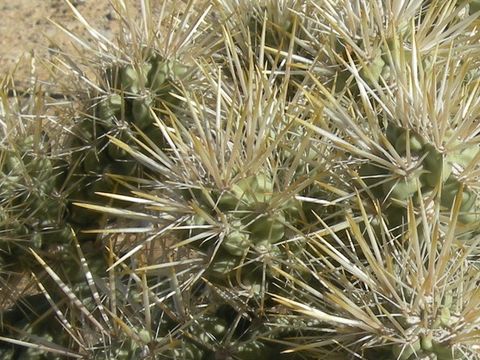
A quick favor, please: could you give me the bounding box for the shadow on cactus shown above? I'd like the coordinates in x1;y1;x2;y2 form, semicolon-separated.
0;230;193;359
0;83;74;275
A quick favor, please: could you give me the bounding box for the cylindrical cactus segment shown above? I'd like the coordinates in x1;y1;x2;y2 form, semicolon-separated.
470;0;480;14
431;340;460;360
147;58;188;93
148;60;168;91
97;94;123;122
452;144;480;169
119;64;150;93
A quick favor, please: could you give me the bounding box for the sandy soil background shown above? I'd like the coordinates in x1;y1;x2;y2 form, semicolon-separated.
0;0;142;87
0;0;178;88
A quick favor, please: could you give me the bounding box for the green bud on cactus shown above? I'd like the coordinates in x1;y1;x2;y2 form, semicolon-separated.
458;205;480;224
31;232;43;249
97;94;122;122
237;173;274;205
0;174;22;195
420;334;433;352
470;0;480;14
360;49;385;85
120;64;149;94
443;292;454;308
72;118;105;146
439;307;452;327
172;61;189;78
204;316;228;338
217;185;248;211
207;253;239;279
454;145;480;169
217;174;274;212
33;195;63;220
441;177;476;212
147;60;168;92
27;157;53;180
383;174;418;201
3;154;22;174
394;130;424;155
421;144;451;188
197;315;228;344
222;228;251;257
381;64;392;81
248;211;285;244
120;66;138;91
242;271;263;295
132;97;154;130
137;329;151;344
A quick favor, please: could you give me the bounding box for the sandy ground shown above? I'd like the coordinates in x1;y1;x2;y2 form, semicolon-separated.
0;0;135;87
0;0;196;91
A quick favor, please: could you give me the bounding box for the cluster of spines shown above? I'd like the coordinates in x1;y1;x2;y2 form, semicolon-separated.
3;1;480;360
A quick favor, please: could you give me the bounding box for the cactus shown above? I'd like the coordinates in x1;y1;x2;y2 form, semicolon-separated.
3;0;480;359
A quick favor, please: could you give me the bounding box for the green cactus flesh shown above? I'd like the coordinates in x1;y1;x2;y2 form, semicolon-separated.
222;229;251;256
441;177;476;212
391;339;421;360
248;212;286;244
359;49;386;85
394;130;424;155
382;174;418;201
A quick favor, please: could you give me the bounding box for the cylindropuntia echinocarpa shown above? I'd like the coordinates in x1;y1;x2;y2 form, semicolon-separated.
3;0;480;360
